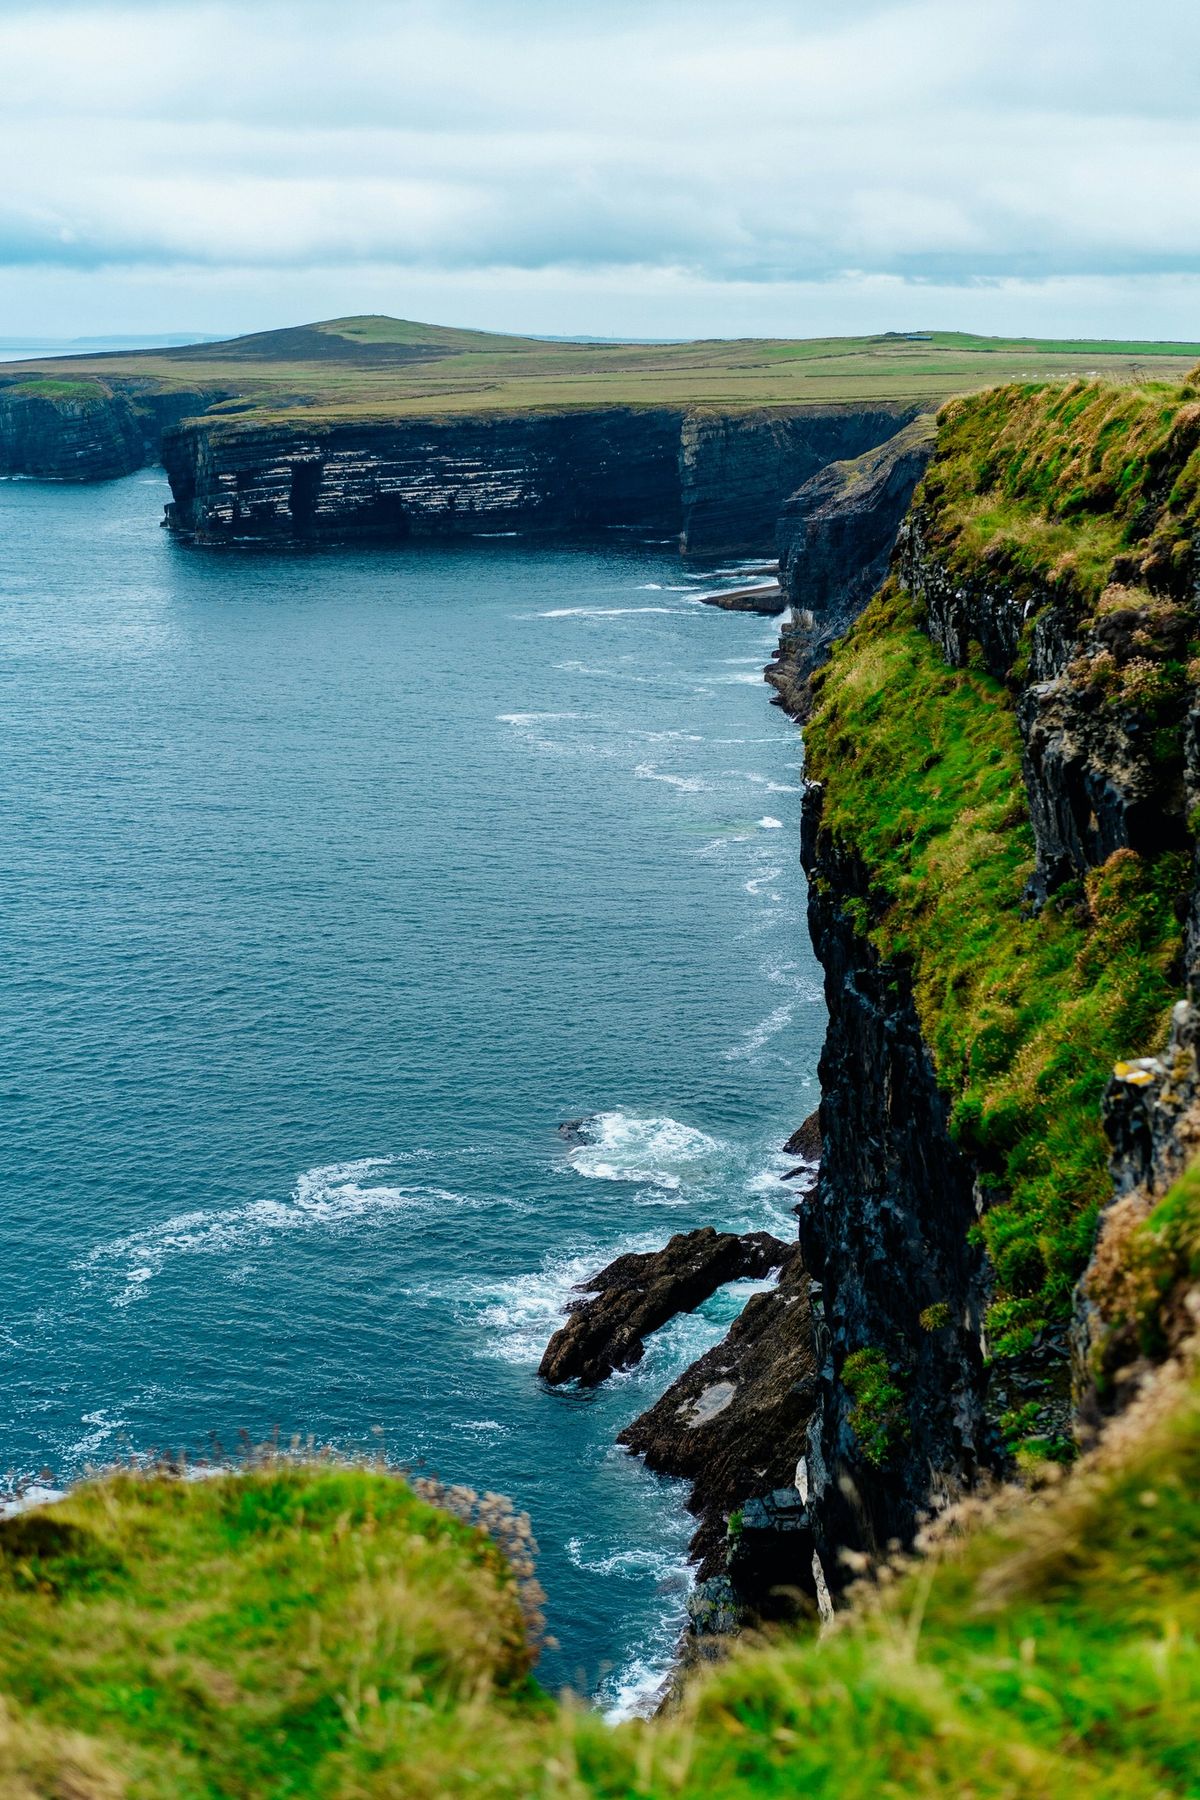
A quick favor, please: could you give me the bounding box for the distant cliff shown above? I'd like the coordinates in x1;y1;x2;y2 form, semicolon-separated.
0;374;221;480
161;403;919;555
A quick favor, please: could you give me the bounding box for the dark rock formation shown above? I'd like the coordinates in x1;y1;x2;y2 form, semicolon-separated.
161;401;923;554
679;404;921;558
766;415;935;717
618;1247;818;1606
538;1228;788;1387
697;580;783;615
782;1112;822;1160
796;789;998;1578
0;376;225;479
0;380;145;480
163;409;684;546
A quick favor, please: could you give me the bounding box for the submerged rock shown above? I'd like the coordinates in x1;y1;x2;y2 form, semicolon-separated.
538;1227;788;1388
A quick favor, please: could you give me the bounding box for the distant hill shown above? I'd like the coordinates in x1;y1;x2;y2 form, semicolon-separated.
9;315;1200;424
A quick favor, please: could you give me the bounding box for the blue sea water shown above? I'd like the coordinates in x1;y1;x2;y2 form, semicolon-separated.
0;472;825;1710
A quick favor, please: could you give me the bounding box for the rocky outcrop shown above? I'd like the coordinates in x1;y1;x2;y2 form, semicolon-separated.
899;515;1193;902
766;415;935;717
679;404;921;558
538;1228;788;1387
618;1246;819;1606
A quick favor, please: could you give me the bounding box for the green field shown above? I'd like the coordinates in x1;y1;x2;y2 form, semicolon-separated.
10;315;1200;425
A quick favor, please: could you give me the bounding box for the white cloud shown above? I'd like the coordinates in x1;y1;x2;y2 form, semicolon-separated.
0;0;1198;335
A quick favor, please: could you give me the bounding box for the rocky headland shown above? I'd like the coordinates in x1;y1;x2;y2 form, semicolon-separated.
540;370;1200;1648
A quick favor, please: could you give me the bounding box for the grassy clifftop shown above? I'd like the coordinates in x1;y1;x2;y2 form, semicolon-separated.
3;1382;1200;1796
8;316;1200;426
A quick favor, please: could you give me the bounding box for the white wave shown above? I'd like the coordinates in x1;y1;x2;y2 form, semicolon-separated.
723;1001;795;1063
766;781;804;794
743;865;783;896
496;711;581;725
759;816;784;829
78;1159;491;1307
65;1409;127;1463
633;762;709;794
634;583;664;590
567;1538;690;1580
712;671;770;685
537;606;681;618
568;1113;729;1191
428;1235;664;1366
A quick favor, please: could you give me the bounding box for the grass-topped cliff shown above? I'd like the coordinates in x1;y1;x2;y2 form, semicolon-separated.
3;1376;1199;1797
10;316;1200;427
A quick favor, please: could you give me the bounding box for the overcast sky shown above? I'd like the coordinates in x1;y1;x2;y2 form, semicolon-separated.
3;0;1200;342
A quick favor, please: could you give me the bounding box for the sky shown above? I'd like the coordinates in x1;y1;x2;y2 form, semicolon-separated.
2;0;1200;344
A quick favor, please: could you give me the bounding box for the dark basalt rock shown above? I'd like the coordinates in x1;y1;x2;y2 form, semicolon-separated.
162;401;923;555
618;1246;819;1606
767;415;935;717
538;1227;789;1388
782;1111;822;1160
0;381;145;481
796;783;999;1581
681;404;922;559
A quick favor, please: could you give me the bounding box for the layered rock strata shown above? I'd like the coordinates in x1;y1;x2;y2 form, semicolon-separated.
0;381;145;481
679;404;922;557
162;403;921;554
0;376;222;479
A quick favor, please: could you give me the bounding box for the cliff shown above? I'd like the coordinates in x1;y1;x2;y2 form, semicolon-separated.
611;370;1200;1616
768;413;936;713
0;377;146;480
678;403;921;556
0;373;223;479
161;408;684;545
793;369;1200;1569
160;403;920;554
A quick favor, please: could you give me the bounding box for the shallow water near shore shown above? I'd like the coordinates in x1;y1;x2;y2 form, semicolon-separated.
0;473;825;1709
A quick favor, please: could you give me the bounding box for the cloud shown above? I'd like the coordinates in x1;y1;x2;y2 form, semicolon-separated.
0;0;1198;333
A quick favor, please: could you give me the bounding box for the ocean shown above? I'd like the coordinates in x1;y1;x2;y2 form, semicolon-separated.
0;471;824;1709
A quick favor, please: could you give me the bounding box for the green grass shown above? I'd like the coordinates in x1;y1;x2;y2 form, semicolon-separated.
5;317;1200;429
918;373;1200;606
4;376;117;404
4;1380;1200;1797
803;583;1184;1364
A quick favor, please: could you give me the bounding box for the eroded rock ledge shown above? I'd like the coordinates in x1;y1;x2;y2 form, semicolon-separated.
537;1227;789;1387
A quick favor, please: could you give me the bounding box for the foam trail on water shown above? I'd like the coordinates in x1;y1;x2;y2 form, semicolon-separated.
568;1113;729;1191
78;1160;503;1307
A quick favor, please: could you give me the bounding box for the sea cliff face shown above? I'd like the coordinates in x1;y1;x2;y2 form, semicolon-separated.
162;409;684;545
0;375;222;479
0;380;145;480
618;371;1200;1618
161;402;920;554
678;404;921;557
